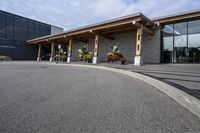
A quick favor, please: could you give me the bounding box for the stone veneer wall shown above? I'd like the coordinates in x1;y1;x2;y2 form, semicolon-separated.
98;32;136;63
71;39;95;61
71;41;84;61
142;30;161;64
71;30;161;64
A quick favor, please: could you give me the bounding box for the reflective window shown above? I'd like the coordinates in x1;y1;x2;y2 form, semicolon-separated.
162;20;200;63
188;20;200;63
45;25;51;35
0;11;51;42
174;22;187;47
6;14;14;40
34;22;40;38
188;20;200;34
14;16;21;41
41;24;46;36
162;24;173;63
0;12;6;39
21;18;27;41
174;22;187;63
28;20;34;40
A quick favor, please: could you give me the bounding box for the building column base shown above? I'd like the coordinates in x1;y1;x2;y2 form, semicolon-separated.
93;56;98;64
50;57;54;62
134;56;143;66
37;57;41;62
67;57;71;63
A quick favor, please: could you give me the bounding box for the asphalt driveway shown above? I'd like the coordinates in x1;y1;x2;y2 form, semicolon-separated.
101;63;200;99
0;62;200;133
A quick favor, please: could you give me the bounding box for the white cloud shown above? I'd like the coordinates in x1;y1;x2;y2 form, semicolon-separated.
93;0;127;17
0;0;200;30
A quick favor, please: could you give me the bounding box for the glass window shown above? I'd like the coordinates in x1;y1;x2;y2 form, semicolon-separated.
174;35;187;47
14;16;21;41
162;24;173;63
40;23;46;36
174;22;187;63
163;24;173;51
6;14;14;40
34;22;40;38
45;25;51;35
21;18;27;41
28;20;34;40
0;11;6;39
174;22;187;47
188;20;200;63
174;22;187;35
188;19;200;34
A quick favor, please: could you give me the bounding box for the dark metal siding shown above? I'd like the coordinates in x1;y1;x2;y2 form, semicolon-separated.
0;10;51;60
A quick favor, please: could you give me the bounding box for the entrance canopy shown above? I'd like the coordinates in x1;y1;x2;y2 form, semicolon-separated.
27;12;157;45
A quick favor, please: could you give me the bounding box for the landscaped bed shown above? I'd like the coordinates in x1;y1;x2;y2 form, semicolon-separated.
0;55;12;61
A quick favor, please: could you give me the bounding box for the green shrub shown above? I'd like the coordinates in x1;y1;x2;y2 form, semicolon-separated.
62;54;67;62
0;55;12;61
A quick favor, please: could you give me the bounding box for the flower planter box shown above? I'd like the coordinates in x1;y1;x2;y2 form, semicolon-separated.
107;53;126;65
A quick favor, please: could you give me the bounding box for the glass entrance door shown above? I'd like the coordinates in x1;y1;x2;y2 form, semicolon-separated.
188;20;200;63
162;20;200;63
162;24;174;63
174;47;188;63
173;22;188;63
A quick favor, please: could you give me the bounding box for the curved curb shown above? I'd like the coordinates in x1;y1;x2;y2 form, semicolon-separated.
51;63;200;119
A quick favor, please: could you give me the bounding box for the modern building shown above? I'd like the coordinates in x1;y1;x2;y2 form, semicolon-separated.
18;10;200;65
0;10;63;60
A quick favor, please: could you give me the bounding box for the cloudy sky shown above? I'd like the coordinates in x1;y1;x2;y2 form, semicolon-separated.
1;0;200;30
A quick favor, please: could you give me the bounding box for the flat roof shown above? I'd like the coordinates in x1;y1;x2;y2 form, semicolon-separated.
27;9;200;44
152;9;200;23
27;12;152;43
0;10;62;29
152;9;200;20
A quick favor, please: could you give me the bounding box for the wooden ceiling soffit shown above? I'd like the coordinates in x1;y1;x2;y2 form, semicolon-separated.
107;29;136;36
29;16;142;44
102;26;136;35
34;42;49;45
142;26;154;36
88;17;141;32
89;30;114;41
62;17;140;35
102;34;114;41
132;21;154;36
74;37;88;44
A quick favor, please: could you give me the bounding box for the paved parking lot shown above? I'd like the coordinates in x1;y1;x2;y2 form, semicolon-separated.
0;62;200;133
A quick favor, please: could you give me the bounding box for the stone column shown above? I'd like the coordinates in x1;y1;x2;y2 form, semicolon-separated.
50;42;55;62
134;25;143;66
37;45;42;61
67;39;72;63
93;33;99;64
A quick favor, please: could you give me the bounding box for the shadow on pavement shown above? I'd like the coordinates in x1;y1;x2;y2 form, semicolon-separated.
102;64;200;100
138;72;200;100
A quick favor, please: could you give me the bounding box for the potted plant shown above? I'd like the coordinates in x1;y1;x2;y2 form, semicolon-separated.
78;46;93;63
107;45;126;64
55;47;67;62
61;51;67;62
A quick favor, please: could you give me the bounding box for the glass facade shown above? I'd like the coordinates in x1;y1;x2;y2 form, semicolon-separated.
0;10;51;60
188;20;200;63
0;12;51;41
162;24;173;63
162;19;200;63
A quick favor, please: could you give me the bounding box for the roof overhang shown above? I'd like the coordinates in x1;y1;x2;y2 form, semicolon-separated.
27;12;156;45
153;9;200;24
